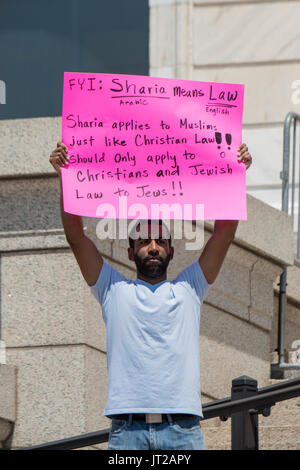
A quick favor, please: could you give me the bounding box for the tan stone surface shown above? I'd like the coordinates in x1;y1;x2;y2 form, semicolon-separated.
250;269;275;317
259;425;300;450
259;389;300;429
205;258;251;321
202;425;231;450
0;117;61;177
286;264;300;305
7;346;106;448
0;177;61;233
150;0;193;79
193;2;300;65
0;365;17;422
0;231;68;252
204;197;294;267
202;423;300;450
236;195;294;266
1;251;92;347
200;304;270;399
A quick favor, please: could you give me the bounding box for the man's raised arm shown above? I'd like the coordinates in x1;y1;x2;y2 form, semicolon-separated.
199;220;238;284
199;143;252;285
49;142;103;286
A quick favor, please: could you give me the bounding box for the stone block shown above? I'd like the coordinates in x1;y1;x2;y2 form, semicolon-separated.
209;257;250;304
193;2;300;65
204;195;294;267
226;242;258;269
7;346;107;448
150;4;176;68
259;425;300;450
0;117;61;177
258;387;300;430
203;239;254;322
252;258;282;283
286;264;300;305
248;308;273;332
0;177;61;233
0;231;68;252
202;425;231;450
250;269;275;317
149;0;193;79
236;195;294;267
248;258;282;330
1;251;103;350
200;304;270;399
0;364;17;422
285;300;300;329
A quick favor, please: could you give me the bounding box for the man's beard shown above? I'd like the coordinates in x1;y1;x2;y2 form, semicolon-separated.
134;253;171;278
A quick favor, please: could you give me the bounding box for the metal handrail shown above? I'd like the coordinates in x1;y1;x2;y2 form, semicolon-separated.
281;111;300;261
203;375;300;413
272;112;300;376
19;375;300;450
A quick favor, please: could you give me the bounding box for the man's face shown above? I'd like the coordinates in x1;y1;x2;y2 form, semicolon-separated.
129;222;174;279
133;237;173;278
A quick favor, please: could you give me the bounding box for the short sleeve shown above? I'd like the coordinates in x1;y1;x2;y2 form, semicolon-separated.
175;260;213;302
90;260;126;307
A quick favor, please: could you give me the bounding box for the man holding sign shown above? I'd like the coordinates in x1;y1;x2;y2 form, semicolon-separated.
49;138;252;450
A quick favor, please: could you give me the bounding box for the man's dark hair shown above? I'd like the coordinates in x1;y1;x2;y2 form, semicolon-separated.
129;219;172;249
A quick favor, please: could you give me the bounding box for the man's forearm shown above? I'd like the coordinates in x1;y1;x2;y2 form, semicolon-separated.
60;177;85;246
199;220;239;284
213;220;239;243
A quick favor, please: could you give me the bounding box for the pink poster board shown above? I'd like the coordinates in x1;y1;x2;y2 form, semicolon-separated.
61;72;246;220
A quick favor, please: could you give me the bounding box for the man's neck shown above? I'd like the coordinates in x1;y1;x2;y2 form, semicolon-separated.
137;271;167;285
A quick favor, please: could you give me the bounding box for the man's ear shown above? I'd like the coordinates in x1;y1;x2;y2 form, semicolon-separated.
128;246;134;262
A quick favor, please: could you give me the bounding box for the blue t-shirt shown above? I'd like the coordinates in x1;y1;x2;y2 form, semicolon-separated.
91;259;211;417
